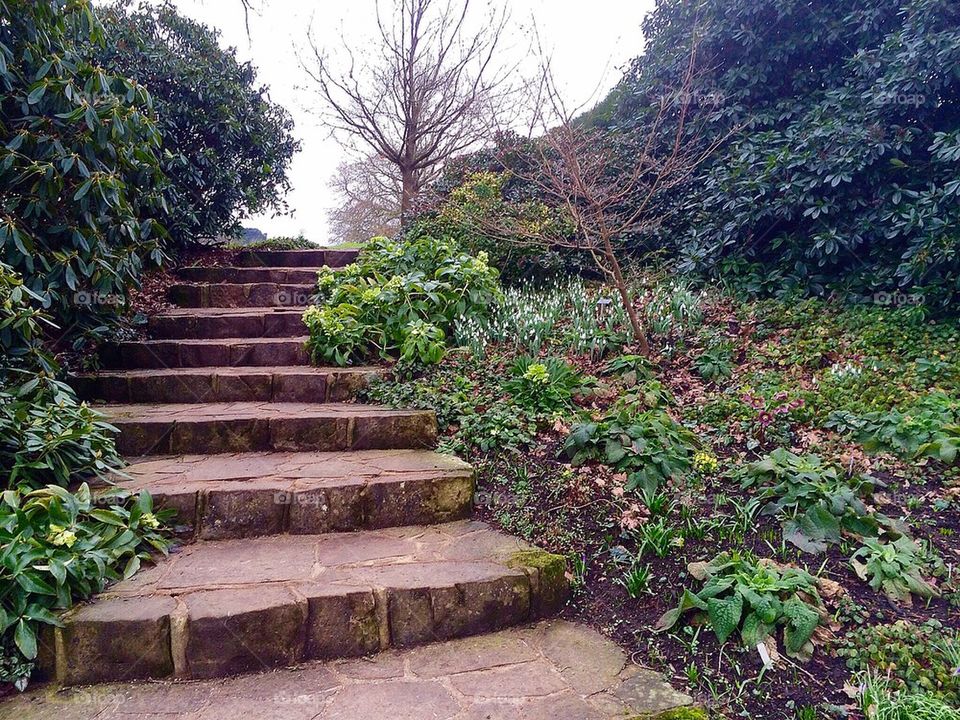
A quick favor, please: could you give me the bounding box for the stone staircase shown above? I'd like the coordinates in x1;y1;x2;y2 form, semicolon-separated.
46;248;570;686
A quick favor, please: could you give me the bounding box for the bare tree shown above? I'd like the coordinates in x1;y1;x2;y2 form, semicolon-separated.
483;44;732;356
327;156;402;243
302;0;512;221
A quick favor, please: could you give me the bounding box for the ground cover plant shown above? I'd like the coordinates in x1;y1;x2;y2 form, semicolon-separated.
345;238;960;717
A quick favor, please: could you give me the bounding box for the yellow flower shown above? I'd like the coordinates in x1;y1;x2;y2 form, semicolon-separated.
141;512;159;529
47;525;78;548
692;451;719;474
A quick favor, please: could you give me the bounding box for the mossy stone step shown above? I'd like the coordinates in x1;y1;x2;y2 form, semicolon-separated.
73;366;378;404
148;307;307;340
168;282;316;308
40;521;569;685
233;248;358;268
111;449;475;540
99;402;437;455
100;336;311;369
175;265;319;284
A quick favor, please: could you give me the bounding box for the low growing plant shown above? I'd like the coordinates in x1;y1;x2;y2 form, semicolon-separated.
0;484;172;686
656;551;824;660
741;448;888;553
502;356;586;415
850;536;941;605
564;406;697;495
838;620;959;706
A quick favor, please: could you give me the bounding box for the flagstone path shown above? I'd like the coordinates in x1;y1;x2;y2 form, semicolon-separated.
11;248;694;718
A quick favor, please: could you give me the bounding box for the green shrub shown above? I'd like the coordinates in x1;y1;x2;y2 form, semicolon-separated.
827;392;959;458
1;376;120;490
850;537;941;605
741;448;888;553
839;620;959;707
1;0;166;344
920;424;960;464
695;340;734;382
1;264;121;489
656;551;824;660
502;356;585;414
227;235;315;251
0;484;172;685
304;234;501;366
96;1;298;246
413;171;579;284
564;406;697;495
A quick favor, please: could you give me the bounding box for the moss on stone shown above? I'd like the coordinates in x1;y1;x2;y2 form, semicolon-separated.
629;706;709;720
506;549;566;571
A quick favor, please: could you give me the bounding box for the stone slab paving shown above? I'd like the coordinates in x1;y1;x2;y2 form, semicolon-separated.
74;366;380;403
174;266;320;284
98;402;437;455
42;522;569;685
107;450;475;539
148;307;308;339
101;336;313;368
9;621;694;720
168;282;316;308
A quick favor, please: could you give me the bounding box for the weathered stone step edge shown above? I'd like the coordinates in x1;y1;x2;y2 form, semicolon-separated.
175;266;319;283
7;620;698;720
41;522;568;685
115;459;475;541
149;308;306;339
100;336;311;369
99;402;437;455
168;282;317;309
234;248;358;268
73;366;379;404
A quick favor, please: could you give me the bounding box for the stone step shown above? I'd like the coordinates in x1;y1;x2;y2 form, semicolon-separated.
100;336;311;369
73;366;379;404
148;307;306;339
168;282;316;308
234;248;358;268
99;402;437;455
41;521;568;685
114;449;475;540
16;621;696;719
175;266;319;284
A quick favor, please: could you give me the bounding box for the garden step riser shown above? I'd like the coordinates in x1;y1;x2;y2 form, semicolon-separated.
175;267;319;284
101;338;310;369
74;370;376;404
143;474;475;541
110;413;437;455
149;311;306;339
44;574;554;685
234;249;358;268
168;283;316;308
40;524;568;685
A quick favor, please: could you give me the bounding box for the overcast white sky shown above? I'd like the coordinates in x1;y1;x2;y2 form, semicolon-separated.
150;0;655;243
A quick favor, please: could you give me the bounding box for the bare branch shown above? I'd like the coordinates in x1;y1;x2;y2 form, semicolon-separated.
300;0;516;222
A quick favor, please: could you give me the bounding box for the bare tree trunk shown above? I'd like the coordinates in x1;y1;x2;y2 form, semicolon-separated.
400;167;417;226
602;236;649;356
